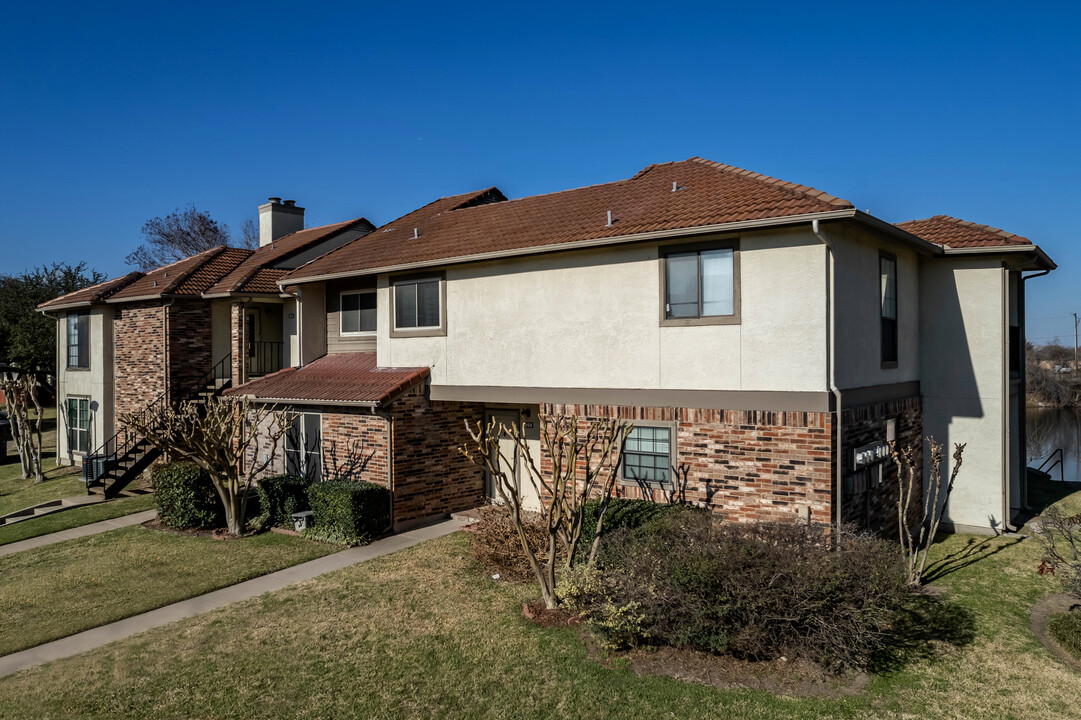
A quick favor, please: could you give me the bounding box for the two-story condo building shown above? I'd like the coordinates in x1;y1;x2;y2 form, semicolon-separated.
224;158;1055;534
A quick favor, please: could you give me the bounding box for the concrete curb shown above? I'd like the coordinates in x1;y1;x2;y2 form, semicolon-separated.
0;517;467;678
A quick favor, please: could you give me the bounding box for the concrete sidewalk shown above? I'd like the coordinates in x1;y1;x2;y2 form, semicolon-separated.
0;517;467;679
0;510;158;558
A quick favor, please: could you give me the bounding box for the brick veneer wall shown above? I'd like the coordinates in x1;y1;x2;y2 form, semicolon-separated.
388;392;485;523
840;395;923;535
540;403;835;526
113;302;165;421
167;301;213;401
230;302;245;387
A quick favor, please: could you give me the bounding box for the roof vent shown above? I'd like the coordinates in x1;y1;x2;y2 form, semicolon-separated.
606;210;613;227
412;228;419;239
672;181;684;192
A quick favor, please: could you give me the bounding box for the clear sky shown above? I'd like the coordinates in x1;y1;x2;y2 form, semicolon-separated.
1;1;1078;343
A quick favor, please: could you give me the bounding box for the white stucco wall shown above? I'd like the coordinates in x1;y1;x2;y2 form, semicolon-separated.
375;227;829;392
830;224;921;389
55;307;114;466
919;258;1008;530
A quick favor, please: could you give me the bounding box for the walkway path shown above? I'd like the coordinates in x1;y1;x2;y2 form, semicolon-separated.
0;517;467;679
0;510;158;558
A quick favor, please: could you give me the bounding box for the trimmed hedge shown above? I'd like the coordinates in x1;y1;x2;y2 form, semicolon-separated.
306;481;391;545
1048;610;1081;660
152;461;223;530
577;498;697;552
257;474;313;528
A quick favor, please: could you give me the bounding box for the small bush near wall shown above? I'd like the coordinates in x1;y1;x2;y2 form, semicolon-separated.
577;498;700;552
257;475;313;529
152;462;223;530
1048;610;1081;660
305;481;391;545
561;514;908;670
468;505;553;582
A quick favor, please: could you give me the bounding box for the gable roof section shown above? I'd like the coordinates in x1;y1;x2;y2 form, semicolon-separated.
205;218;375;296
107;246;252;302
224;352;428;407
283;157;855;283
37;272;144;311
895;215;1034;249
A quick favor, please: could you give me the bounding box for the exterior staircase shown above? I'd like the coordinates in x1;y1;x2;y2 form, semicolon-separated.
83;353;232;498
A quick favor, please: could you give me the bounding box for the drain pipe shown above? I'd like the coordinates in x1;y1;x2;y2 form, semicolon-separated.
1016;267;1052;518
813;219;844;534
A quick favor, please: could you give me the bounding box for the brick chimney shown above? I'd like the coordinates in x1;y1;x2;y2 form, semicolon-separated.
258;197;305;247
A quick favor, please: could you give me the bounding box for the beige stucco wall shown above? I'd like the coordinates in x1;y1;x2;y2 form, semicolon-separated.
377;226;829;393
298;283;327;365
919;257;1009;530
210;300;231;368
829;223;921;388
55;306;114;465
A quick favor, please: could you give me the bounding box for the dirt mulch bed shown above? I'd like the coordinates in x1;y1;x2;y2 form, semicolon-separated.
522;601;581;628
141;518;246;540
1030;593;1081;673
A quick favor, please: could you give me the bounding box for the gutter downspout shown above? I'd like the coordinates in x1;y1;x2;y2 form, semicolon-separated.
1018;267;1052;515
39;309;64;463
812;220;843;534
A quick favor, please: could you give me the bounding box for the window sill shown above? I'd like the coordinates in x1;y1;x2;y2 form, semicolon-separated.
880;361;898;370
390;327;446;338
339;332;376;338
65;366;92;372
660;315;740;328
619;479;673;490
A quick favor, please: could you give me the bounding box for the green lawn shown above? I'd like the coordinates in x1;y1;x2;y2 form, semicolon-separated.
0;526;336;657
0;522;1077;719
0;407;87;516
0;493;155;546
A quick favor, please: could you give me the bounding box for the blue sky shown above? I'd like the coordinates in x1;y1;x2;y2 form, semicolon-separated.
2;1;1078;343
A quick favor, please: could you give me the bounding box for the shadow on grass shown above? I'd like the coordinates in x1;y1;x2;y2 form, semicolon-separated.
869;593;977;673
919;535;1024;584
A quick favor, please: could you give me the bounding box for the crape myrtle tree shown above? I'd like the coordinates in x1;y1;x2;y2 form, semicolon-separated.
124;395;293;535
125;206;258;271
0;261;105;480
460;413;632;609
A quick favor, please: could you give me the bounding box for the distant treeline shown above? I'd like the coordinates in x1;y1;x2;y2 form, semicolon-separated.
1027;342;1081;407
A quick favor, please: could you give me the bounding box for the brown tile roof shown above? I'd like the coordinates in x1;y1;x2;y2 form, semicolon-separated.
37;272;144;310
225;353;428;406
284;157;853;282
108;246;253;302
205;218;374;295
895;215;1034;249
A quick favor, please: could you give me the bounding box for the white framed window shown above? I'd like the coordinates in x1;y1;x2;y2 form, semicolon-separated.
392;275;444;334
622;424;675;485
340;290;376;336
66;312;89;368
285;412;322;481
67;397;90;454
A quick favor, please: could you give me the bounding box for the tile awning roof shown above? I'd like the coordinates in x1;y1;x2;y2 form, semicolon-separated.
205;218;374;295
225;353;429;407
283;157;855;282
37;272;144;310
108;246;253;301
895;215;1034;249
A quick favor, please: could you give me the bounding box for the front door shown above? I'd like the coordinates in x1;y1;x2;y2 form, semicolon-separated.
245;310;260;375
484;409;541;512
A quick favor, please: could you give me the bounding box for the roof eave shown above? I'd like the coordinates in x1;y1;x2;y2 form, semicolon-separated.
851;211;945;256
230;394;382;409
37;300;91;313
278;208;861;287
942;244;1057;270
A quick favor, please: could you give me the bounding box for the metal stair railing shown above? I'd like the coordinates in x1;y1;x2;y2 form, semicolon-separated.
1030;448;1065;483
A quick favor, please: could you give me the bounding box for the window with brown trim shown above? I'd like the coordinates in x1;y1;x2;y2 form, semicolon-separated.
661;239;740;325
66;312;89;369
880;253;898;365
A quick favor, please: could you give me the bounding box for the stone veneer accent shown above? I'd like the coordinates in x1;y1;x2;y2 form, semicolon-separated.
840;395;923;536
113;302;166;421
540;403;834;526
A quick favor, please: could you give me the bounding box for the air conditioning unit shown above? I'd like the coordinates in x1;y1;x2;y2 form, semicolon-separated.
82;455;108;485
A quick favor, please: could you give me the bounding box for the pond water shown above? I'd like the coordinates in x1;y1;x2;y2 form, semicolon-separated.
1027;406;1081;483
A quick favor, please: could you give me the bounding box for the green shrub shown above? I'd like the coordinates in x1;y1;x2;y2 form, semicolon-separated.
257;474;313;528
152;461;223;530
306;481;391;545
571;514;909;669
578;498;701;554
1048;610;1081;659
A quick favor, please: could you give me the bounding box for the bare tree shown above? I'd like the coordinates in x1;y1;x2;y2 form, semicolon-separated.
1034;507;1081;599
238;219;260;250
460;413;632;609
892;436;966;586
125;206;239;271
0;371;44;482
123;396;293;535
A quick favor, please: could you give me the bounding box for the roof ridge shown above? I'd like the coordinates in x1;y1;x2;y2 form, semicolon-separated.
446;173;641;213
896;214;1025;242
687;157;853;209
39;270;145;308
270;216;370;243
158;245;229;294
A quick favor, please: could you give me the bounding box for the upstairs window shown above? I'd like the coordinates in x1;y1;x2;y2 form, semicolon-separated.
880;254;898;365
285;412;322;481
67;397;90;453
66;312;89;368
662;241;739;324
393;276;443;332
340;290;376;335
622;425;674;485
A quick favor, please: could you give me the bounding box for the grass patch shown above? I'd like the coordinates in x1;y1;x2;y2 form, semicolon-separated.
0;526;1078;719
1048;610;1081;660
1028;476;1081;516
0;526;335;656
0;407;86;517
0;493;155;546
